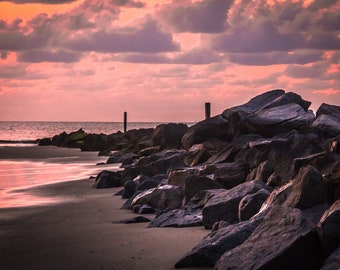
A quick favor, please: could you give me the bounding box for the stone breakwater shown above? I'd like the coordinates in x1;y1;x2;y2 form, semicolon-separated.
40;89;340;270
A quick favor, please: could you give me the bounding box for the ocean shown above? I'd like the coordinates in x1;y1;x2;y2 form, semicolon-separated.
0;121;190;208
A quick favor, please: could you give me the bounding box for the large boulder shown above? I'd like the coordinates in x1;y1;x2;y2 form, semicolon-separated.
312;103;340;138
151;123;188;150
263;165;330;210
216;206;324;270
181;115;230;150
202;180;270;229
183;175;224;203
317;200;340;257
131;185;184;210
175;213;265;268
240;103;315;137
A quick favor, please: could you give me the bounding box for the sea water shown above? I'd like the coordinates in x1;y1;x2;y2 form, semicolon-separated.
0;121;186;208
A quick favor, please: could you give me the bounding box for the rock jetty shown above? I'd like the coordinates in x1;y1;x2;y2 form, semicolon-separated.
39;89;340;269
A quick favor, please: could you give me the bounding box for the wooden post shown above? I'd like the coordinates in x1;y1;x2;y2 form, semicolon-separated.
205;102;211;119
124;111;127;133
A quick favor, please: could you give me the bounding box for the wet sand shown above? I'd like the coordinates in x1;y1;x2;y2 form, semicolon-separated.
0;147;210;270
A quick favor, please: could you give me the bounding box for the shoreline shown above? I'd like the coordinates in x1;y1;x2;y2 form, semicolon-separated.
0;146;210;270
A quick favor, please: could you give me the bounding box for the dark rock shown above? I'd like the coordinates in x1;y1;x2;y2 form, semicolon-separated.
122;180;138;199
222;89;285;120
168;168;202;189
38;137;53;146
131;185;184;210
138;146;161;156
118;216;151;224
120;191;142;210
321;246;340;270
240;103;315;137
181;115;230;150
80;133;107;151
247;160;274;182
216;206;324;270
205;162;248;190
202;180;270;229
188;189;226;209
238;189;270;221
175;213;265;268
317;200;340;257
148;208;202;228
151;123;188;150
106;152;138;165
137;179;161;191
316;103;340;121
312;114;340;138
264;165;330;210
93;170;122;189
184;175;224;203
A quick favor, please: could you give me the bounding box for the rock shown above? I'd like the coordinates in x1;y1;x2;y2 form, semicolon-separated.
238;189;270;221
312;115;340;138
317;200;340;257
258;91;311;111
240;103;315;137
222;89;285;120
202;180;270;229
148;208;202;228
181;115;230;150
138;204;156;214
168;167;202;189
80;133;107;151
175;213;265;268
38;137;52;146
131;185;184;210
188;189;226;209
316;103;340;121
216;206;324;270
184;175;224;203
118;216;151;224
321;246;340;270
151;123;188;150
106;152;138;165
247;160;274;182
122;180;138;199
137;179;160;191
205;162;248;189
93;170;122;189
261;166;330;211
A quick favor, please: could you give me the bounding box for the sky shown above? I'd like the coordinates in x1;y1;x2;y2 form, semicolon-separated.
0;0;339;122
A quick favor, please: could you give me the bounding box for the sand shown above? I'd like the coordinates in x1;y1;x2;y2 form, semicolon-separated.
0;147;211;270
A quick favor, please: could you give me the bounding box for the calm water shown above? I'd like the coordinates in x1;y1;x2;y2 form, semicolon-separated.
0;121;171;141
0;121;194;208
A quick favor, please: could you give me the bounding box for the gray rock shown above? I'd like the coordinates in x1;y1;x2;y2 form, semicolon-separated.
202;180;270;229
238;189;271;221
181;115;230;150
216;206;323;270
151;123;188;150
148;208;202;228
93;170;122;189
131;185;184;210
175;213;265;268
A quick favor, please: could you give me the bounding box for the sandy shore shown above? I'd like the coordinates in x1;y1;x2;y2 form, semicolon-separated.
0;147;210;270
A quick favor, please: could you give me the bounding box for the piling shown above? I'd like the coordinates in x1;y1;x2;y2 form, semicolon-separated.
205;102;211;119
124;112;127;133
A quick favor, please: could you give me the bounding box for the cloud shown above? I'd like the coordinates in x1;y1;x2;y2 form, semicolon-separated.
228;51;323;66
285;62;327;79
0;0;76;3
67;18;179;53
113;49;222;64
211;21;300;53
111;0;145;8
17;50;82;63
158;0;234;33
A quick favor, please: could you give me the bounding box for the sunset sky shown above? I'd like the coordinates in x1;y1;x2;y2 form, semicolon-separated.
0;0;339;122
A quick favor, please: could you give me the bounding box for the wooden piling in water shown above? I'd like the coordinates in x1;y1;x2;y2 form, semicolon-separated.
124;112;127;133
205;102;211;119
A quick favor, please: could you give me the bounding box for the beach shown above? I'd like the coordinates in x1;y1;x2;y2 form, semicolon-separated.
0;146;210;270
